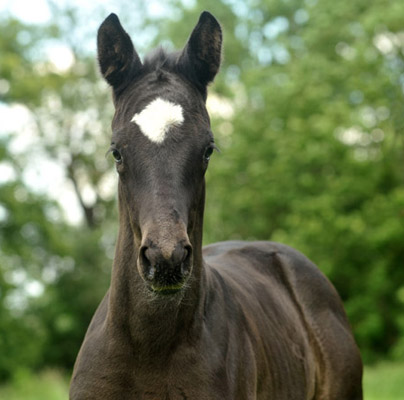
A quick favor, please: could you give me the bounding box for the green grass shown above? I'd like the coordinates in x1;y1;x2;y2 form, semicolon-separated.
0;369;69;400
364;362;404;400
0;362;403;399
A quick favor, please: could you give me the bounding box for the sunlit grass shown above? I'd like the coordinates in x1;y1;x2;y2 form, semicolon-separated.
0;369;69;400
0;362;403;399
364;362;404;400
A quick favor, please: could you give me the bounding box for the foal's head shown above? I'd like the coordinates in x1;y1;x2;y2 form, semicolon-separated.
98;12;222;295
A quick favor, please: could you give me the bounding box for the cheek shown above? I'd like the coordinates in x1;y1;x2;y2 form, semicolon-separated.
118;179;141;226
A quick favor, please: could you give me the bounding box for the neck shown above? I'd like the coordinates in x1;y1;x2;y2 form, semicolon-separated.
106;186;206;357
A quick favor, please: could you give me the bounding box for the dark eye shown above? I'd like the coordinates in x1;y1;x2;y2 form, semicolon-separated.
204;146;214;162
112;149;122;164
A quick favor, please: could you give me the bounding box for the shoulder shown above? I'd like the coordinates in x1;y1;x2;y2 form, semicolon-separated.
203;241;345;316
203;240;315;274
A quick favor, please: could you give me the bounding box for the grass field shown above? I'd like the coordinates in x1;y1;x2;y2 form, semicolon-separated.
363;362;404;400
0;369;69;400
0;362;403;399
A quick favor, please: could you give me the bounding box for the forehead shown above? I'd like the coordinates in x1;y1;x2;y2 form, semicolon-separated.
113;71;210;143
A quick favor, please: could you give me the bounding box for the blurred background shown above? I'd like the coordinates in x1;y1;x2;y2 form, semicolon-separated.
0;0;403;398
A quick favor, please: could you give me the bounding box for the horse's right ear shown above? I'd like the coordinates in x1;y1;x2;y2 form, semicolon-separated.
97;14;142;89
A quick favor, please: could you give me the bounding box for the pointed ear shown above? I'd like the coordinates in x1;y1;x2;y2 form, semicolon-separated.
97;13;142;89
178;11;222;93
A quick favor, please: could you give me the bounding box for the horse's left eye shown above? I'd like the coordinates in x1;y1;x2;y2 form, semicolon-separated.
112;149;123;164
204;146;214;161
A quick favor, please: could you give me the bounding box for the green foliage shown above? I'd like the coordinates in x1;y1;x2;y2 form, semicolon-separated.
0;139;111;378
0;13;113;378
0;18;63;106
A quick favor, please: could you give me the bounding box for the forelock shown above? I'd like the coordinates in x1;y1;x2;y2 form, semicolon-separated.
143;47;180;75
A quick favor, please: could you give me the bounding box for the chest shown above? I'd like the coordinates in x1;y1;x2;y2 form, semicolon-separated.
71;359;226;400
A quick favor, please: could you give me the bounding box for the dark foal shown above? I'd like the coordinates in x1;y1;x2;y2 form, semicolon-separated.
70;12;363;400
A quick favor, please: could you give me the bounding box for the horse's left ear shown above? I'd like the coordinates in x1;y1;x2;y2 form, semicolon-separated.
97;13;142;90
178;11;222;93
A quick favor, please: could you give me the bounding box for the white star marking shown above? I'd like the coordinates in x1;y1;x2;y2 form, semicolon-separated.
131;97;184;144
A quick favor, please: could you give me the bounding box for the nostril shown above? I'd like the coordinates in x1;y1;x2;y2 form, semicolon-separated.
139;242;192;287
181;245;192;277
183;245;192;264
140;246;155;281
140;246;150;266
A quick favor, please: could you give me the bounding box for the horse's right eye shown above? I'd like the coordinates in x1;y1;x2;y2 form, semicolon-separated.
112;149;123;164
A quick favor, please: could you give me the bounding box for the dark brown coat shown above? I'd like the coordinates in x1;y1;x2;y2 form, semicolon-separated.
70;12;363;400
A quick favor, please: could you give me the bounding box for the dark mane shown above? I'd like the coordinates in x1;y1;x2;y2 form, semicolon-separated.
142;47;207;97
143;47;181;75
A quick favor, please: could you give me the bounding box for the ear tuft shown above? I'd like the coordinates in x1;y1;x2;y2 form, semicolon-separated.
97;13;142;89
178;11;222;94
